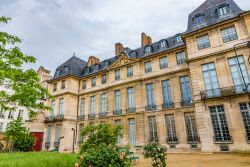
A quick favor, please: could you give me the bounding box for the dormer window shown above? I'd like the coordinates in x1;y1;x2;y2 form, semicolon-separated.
64;67;69;74
219;6;228;16
129;51;137;58
195;14;204;24
93;64;99;72
159;40;166;49
145;46;151;54
104;61;109;67
175;35;182;43
55;70;60;77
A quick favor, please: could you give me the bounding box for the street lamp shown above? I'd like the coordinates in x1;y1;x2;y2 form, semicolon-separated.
233;41;250;101
71;128;76;153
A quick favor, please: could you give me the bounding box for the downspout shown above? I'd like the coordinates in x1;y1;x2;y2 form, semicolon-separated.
75;79;81;145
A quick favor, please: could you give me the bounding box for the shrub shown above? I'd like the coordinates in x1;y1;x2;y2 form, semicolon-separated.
5;119;35;152
78;123;130;167
144;142;167;167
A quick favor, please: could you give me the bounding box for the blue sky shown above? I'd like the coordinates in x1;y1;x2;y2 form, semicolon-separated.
1;0;249;74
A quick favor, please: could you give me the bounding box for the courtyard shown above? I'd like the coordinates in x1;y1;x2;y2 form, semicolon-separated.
0;152;249;167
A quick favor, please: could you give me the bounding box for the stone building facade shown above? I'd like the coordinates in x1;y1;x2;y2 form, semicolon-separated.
41;0;250;152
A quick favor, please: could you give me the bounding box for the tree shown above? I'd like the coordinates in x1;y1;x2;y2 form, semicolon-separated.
144;142;167;167
5;119;35;151
0;16;52;118
78;123;131;167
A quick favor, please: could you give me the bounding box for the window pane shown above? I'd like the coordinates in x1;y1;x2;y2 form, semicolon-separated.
127;88;134;109
239;103;250;141
146;83;155;107
101;94;107;113
221;27;237;43
148;116;158;142
159;57;168;69
90;96;96;114
165;114;178;143
197;35;211;50
185;113;199;142
144;61;152;73
162;80;173;108
115;90;121;111
180;76;192;105
176;52;186;64
128;118;136;145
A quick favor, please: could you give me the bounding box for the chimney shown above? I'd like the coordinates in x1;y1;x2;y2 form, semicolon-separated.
87;56;100;66
141;32;152;47
115;43;124;56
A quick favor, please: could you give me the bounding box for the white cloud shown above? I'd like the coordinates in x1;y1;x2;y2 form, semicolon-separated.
0;0;249;73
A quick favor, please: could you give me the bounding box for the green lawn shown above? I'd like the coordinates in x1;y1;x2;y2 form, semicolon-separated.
0;152;78;167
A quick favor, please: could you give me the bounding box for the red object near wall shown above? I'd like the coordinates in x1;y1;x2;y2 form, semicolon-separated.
31;132;44;151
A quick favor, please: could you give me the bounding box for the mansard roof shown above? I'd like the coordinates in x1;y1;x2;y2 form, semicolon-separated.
186;0;243;34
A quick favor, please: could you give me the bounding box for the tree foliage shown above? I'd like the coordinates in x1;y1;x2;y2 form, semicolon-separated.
78;123;131;167
0;16;52;118
5;119;35;151
144;142;167;167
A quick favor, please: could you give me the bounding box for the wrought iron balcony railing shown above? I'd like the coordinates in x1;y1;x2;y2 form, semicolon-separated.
99;112;107;118
113;110;122;116
88;114;96;120
166;137;178;144
126;107;136;113
162;102;174;109
181;99;193;107
45;115;55;122
77;115;85;121
145;104;156;111
187;136;200;143
201;84;249;100
55;114;64;121
213;135;233;143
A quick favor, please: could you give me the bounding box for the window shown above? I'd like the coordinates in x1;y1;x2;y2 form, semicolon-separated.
165;114;178;143
176;52;186;64
61;80;65;89
221;27;237;43
50;101;55;116
58;98;64;115
104;60;109;67
18;110;23;119
93;64;99;72
127;87;135;112
8;110;14;119
145;46;151;54
91;77;96;87
159;57;168;69
180;76;192;106
55;70;60;77
148;116;158;142
144;61;152;73
115;120;122;144
159;40;167;48
185;113;199;142
115;90;121;112
53;83;57;92
64;67;69;74
46;125;52;143
146;83;156;110
175;35;182;43
128;118;136;145
82;80;86;89
202;63;220;97
209;105;232;142
0;109;5;119
55;124;61;143
195;14;204;24
101;93;107;114
162;80;173;108
219;6;228;16
0;122;3;132
115;69;120;80
80;98;85;116
197;35;211;50
90;96;96;115
101;74;107;84
228;56;250;93
127;66;133;77
239;103;250;142
78;124;84;143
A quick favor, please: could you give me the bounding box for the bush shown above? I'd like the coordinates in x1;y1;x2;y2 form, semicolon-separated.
144;142;167;167
5;119;35;152
78;123;130;167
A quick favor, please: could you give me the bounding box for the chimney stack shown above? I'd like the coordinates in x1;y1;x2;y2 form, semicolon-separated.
87;56;100;66
141;32;152;47
115;43;124;56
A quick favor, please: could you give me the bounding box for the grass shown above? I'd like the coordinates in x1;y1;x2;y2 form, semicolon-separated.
0;152;78;167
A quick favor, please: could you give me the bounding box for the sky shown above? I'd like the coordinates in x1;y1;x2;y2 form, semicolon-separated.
0;0;249;74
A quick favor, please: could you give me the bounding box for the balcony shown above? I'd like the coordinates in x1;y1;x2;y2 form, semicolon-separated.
99;112;107;118
213;135;233;143
162;102;174;109
88;114;96;120
113;110;122;116
187;136;200;143
201;84;248;100
77;115;85;121
166;137;178;144
181;99;193;107
145;104;156;111
126;107;136;114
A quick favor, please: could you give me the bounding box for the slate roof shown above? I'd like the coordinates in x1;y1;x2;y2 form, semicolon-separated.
185;0;243;34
